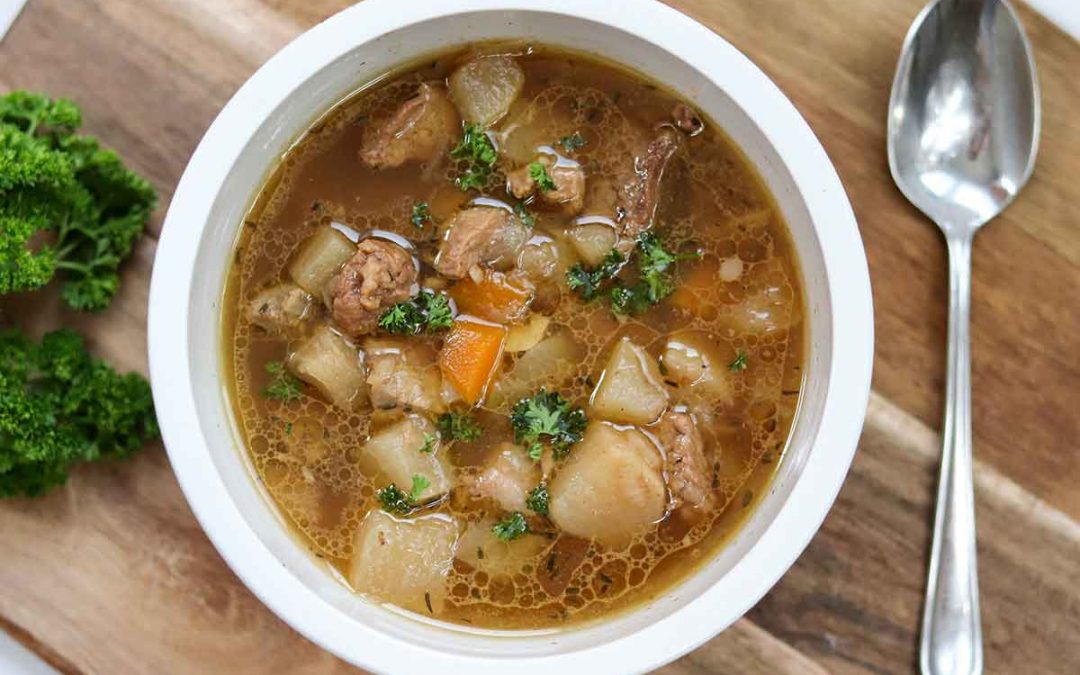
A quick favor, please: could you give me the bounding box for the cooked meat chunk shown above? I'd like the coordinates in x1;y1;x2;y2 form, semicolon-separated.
617;127;683;254
548;422;667;546
506;155;586;214
435;206;528;279
245;283;314;335
328;238;417;337
671;103;704;135
360;83;459;169
657;411;714;515
364;339;446;413
467;442;540;513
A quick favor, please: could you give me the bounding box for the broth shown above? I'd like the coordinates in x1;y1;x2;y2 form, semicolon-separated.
222;44;805;630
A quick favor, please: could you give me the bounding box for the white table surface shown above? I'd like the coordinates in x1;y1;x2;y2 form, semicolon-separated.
0;0;1075;673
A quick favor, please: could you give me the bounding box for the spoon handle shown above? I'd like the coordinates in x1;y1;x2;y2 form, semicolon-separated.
920;233;983;675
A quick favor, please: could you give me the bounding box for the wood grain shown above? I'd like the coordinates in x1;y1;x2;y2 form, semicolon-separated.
1;0;1078;673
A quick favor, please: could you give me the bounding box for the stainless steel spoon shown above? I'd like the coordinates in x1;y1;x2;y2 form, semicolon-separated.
887;1;1039;673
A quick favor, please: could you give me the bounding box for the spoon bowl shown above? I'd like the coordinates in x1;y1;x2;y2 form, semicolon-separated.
888;0;1039;234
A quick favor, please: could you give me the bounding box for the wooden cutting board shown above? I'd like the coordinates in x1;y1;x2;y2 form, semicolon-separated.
1;1;1078;673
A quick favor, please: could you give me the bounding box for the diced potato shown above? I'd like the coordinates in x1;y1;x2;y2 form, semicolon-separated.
489;328;583;407
364;339;446;414
590;338;668;425
448;55;525;127
548;423;666;546
470;442;541;513
439;318;506;405
359;414;451;502
567;222;617;267
288;226;355;295
349;510;459;614
288;323;367;409
505;314;551;352
659;332;734;403
455;519;548;575
246;283;314;335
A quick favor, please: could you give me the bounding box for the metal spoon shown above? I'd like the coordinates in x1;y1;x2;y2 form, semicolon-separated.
887;1;1039;673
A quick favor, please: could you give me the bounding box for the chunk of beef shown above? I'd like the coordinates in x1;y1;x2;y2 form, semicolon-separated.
435;206;528;279
466;442;540;513
506;155;586;214
657;410;714;515
245;283;314;335
359;83;459;169
617;127;683;254
363;339;446;414
671;103;704;136
328;238;417;337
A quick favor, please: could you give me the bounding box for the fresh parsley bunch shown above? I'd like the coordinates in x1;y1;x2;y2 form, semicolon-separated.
0;91;157;311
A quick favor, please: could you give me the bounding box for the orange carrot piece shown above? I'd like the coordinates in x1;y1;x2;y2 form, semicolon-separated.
439;317;506;405
449;271;533;324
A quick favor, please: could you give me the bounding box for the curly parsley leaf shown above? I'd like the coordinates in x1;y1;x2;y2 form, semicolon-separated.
408;474;431;502
525;483;549;516
418;433;438;454
566;249;624;301
378;290;454;334
492;511;529;542
0;91;157;311
511;389;586;460
262;361;302;402
437;411;481;442
528;161;557;192
451;123;497;192
377;483;411;515
558;132;586;153
0;329;158;498
410;201;432;229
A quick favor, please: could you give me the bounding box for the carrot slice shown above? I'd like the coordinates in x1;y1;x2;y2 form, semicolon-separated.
449;271;533;324
439;317;506;405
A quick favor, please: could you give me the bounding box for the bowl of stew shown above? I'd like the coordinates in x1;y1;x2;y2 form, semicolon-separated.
148;0;873;673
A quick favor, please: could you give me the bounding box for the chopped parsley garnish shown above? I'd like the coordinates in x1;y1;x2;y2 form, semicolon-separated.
528;162;557;191
451;123;497;191
408;474;431;502
511;389;587;460
610;233;700;315
514;201;535;227
377;474;432;514
262;361;302;402
729;350;749;373
376;483;411;514
418;433;438;454
437;411;482;442
558;132;586;153
526;483;549;516
410;201;432;229
566;249;624;301
492;512;529;541
378;290;454;334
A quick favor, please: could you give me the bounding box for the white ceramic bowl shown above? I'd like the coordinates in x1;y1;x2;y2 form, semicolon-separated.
148;1;873;673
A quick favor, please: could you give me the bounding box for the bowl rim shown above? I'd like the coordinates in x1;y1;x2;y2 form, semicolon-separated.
148;0;873;673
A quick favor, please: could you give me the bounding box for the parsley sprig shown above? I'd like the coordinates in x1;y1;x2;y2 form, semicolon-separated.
491;511;529;542
378;290;454;335
525;483;549;516
566;249;624;301
410;201;432;229
451;123;497;191
510;389;587;461
437;411;481;442
528;162;557;191
263;361;302;402
377;474;432;514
